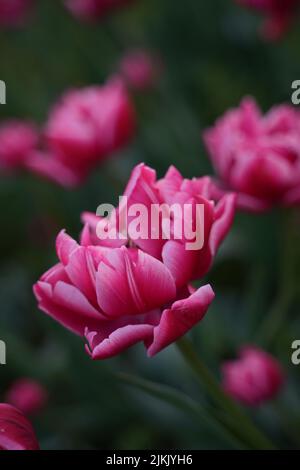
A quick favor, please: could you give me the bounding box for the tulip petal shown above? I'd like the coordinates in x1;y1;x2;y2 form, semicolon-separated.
56;230;78;265
25;151;82;188
0;404;39;451
162;240;196;288
85;324;154;360
33;280;105;335
209;193;236;256
156;165;183;203
123;163;165;258
97;247;176;317
147;284;215;356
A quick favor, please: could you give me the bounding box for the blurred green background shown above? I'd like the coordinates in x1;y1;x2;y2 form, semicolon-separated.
0;0;300;449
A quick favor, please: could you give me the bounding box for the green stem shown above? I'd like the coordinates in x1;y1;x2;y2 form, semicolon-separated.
177;338;276;450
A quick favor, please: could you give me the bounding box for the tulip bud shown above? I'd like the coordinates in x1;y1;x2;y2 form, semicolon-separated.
222;346;284;406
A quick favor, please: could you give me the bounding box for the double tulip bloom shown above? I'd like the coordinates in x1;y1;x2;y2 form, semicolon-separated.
1;79;135;187
204;98;300;212
34;163;236;359
222;346;284;406
0;404;39;450
0;121;38;172
236;0;300;40
64;0;135;21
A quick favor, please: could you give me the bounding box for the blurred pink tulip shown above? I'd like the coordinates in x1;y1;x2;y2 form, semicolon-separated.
0;120;38;171
64;0;135;21
236;0;300;40
0;0;34;28
222;346;284;406
0;404;39;450
119;49;161;91
5;379;48;416
26;79;136;187
203;97;300;211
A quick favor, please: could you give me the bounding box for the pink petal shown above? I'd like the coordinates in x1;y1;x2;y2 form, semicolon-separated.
0;404;39;451
283;185;300;206
96;247;176;317
156;165;183;203
33;280;104;335
147;284;215;356
25;150;82;188
209;193;236;256
236;193;273;212
56;230;78;265
162;240;196;288
122;163;165;258
64;245;99;306
85;324;154;360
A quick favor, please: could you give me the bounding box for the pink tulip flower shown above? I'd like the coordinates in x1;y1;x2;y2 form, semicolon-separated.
26;79;136;187
222;346;284;406
64;0;135;21
0;0;34;28
33;163;236;359
0;404;39;450
119;49;161;91
236;0;300;40
0;120;38;171
203;98;300;211
5;379;48;416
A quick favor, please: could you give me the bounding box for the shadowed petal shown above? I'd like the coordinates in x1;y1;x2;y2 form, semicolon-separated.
147;284;215;357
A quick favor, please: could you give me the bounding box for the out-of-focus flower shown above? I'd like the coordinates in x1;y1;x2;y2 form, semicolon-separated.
0;120;38;171
81;163;236;288
33;163;236;359
222;346;284;406
5;379;48;416
203;98;300;211
64;0;135;21
26;79;136;187
0;0;34;28
0;404;39;450
118;49;161;91
236;0;300;40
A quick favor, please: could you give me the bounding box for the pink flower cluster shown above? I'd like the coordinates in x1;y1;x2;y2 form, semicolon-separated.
236;0;300;40
204;98;300;212
222;346;284;406
0;79;136;187
33;163;236;359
